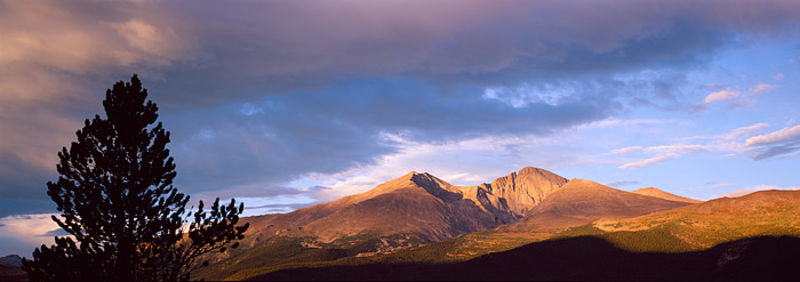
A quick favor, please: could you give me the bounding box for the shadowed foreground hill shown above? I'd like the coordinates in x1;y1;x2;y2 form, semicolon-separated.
252;235;800;281
0;266;26;282
0;255;24;281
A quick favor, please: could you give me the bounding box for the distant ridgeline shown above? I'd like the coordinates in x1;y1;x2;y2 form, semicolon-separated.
193;167;800;281
0;255;25;281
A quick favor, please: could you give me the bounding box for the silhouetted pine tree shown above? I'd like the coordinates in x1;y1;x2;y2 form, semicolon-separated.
22;75;249;281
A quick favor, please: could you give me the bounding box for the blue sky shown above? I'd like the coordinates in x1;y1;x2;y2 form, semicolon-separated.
1;0;799;256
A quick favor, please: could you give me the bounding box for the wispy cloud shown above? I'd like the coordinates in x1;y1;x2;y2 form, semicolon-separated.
742;125;800;160
749;83;777;94
645;144;707;154
720;185;800;198
619;153;677;169
701;83;776;107
724;123;770;140
613;122;778;169
704;88;742;103
744;125;800;146
604;180;640;187
0;213;61;257
610;146;643;154
615;143;706;169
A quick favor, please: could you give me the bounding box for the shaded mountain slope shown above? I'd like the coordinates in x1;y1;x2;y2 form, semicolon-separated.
632;187;703;204
252;236;800;281
0;255;21;269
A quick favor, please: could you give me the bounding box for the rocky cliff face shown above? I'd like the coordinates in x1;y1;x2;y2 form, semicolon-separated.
482;167;569;216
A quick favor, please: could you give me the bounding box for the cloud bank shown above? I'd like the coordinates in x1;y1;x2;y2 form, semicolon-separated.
1;0;800;217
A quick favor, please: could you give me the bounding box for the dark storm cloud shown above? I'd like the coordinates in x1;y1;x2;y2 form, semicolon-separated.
163;75;684;196
148;0;800;107
2;0;800;216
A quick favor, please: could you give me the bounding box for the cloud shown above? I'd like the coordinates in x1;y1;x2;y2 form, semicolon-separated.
610;146;643;154
0;213;60;257
774;73;784;80
645;144;707;154
721;189;758;198
702;83;776;107
745;125;800;146
619;153;678;169
721;185;800;198
614;143;706;169
704;88;742;103
160;78;614;200
724;123;770;140
705;122;800;160
730;98;756;108
749;83;777;94
2;0;800;217
604;180;641;187
578;119;667;130
617;121;797;169
741;125;800;160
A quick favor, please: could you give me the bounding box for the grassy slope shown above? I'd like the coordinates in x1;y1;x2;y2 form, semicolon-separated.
585;190;800;251
254;235;800;281
222;229;551;280
195;232;429;280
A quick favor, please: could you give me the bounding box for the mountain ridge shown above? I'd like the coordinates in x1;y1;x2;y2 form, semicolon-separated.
197;166;701;280
631;187;703;204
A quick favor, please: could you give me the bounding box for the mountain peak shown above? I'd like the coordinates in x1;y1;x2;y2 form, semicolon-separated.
401;170;434;179
486;166;569;215
0;254;22;268
517;166;549;175
632;187;702;204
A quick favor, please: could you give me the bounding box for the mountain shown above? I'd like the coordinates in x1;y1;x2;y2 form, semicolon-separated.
0;255;25;281
197;167;572;279
0;255;21;269
245;189;800;281
506;179;692;232
632;187;702;204
199;167;702;280
583;189;800;251
241;167;569;246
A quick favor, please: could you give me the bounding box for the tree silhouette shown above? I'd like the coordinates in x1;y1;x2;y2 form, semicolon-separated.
22;75;249;281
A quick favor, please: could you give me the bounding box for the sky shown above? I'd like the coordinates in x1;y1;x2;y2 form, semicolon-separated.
1;0;800;256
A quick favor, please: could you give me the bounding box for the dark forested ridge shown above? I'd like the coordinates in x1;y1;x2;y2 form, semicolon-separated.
252;236;800;281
